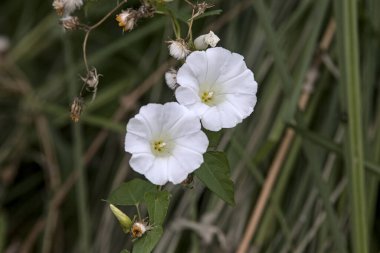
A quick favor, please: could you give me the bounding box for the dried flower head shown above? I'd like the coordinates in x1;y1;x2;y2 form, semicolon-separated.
164;68;178;90
70;96;84;122
167;39;190;60
137;4;155;18
60;16;80;31
116;9;137;32
52;0;65;16
196;2;214;15
194;31;220;50
131;221;151;238
81;67;101;90
52;0;83;16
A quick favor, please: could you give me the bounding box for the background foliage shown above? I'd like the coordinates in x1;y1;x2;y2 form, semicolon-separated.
0;0;379;252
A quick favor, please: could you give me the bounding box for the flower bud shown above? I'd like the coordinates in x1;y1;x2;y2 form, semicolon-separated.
116;9;136;32
194;31;220;50
168;39;190;60
60;16;80;31
165;68;177;90
70;96;84;123
109;204;133;233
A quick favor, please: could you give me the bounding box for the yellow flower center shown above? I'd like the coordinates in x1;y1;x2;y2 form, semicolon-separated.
152;140;167;155
201;91;214;104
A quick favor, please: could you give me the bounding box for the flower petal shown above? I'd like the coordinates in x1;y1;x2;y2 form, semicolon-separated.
166;157;189;184
183;50;208;84
175;131;208;154
175;86;200;106
129;153;155;174
204;47;231;85
136;104;164;139
126;117;151;139
144;157;169;185
176;64;200;91
172;145;205;173
225;93;257;118
201;106;222;131
125;132;151;154
162;103;202;138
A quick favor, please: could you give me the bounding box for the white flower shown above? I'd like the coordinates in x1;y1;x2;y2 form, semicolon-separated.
194;31;220;50
175;47;258;131
168;40;190;60
165;68;177;90
125;102;209;185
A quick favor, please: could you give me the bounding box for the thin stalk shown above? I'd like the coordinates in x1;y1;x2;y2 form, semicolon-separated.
63;37;90;253
82;0;128;72
334;0;369;252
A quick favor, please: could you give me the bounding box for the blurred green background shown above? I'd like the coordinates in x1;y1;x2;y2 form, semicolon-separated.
0;0;379;252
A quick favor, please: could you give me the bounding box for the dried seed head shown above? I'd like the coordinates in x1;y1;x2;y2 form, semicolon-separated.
167;39;190;60
131;222;148;238
60;16;80;31
137;4;155;18
70;96;84;122
81;67;101;89
52;0;65;16
165;68;178;90
116;9;137;32
196;2;214;15
52;0;83;16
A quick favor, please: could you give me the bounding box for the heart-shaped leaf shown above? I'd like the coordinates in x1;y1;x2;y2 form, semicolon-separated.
145;191;170;225
195;151;235;205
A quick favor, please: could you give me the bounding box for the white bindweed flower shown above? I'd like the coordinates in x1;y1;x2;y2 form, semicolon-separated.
125;102;208;185
165;68;178;90
194;31;220;50
175;47;258;131
168;39;190;60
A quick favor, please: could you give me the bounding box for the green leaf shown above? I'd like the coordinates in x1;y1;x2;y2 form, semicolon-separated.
108;179;156;206
195;151;235;205
145;191;170;225
132;226;163;253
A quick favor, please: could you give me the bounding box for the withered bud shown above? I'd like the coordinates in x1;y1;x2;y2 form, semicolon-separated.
116;9;138;32
60;16;80;31
131;221;151;238
70;96;84;122
165;68;178;90
167;39;190;60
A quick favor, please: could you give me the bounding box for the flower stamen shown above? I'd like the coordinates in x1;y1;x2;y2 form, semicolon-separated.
153;141;167;153
201;91;214;104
